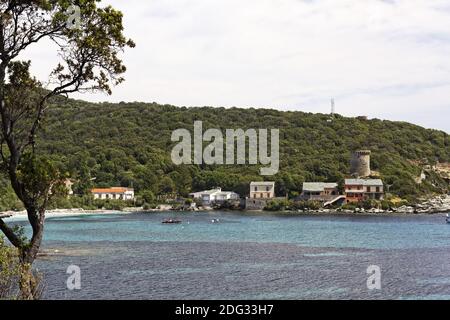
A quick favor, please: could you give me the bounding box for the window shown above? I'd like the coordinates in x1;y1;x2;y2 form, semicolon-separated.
266;186;270;191
376;187;380;193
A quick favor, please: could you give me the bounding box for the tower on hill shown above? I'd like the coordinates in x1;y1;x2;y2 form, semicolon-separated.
350;150;371;177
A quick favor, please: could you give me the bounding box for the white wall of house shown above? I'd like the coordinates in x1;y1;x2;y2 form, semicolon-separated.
92;188;135;200
190;188;240;205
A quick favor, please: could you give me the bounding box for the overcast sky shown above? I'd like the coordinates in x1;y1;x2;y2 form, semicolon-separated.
24;0;450;132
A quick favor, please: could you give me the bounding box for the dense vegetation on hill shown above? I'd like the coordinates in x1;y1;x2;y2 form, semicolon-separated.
1;97;449;210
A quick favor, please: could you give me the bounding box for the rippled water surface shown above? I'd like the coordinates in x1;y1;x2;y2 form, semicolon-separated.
10;211;450;300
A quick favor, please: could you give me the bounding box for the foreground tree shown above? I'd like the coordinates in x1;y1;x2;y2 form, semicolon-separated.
0;0;134;299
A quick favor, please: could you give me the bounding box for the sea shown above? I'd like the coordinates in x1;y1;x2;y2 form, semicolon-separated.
6;211;450;300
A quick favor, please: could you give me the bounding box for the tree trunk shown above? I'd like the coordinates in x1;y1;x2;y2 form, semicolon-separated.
18;263;36;300
17;207;45;300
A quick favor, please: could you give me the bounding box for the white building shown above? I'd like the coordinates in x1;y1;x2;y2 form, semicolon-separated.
91;187;135;201
189;188;240;205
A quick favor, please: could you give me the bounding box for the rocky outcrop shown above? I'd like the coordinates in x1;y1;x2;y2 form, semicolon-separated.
414;195;450;214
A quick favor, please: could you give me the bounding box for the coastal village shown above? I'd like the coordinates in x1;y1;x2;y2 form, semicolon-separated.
79;150;449;214
2;149;447;217
86;150;386;212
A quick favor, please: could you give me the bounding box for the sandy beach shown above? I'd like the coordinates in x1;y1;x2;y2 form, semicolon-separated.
1;209;126;221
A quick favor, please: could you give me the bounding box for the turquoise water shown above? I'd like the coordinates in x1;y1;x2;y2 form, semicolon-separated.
7;211;450;300
36;212;450;249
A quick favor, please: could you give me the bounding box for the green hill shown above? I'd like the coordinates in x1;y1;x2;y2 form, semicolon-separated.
1;98;449;210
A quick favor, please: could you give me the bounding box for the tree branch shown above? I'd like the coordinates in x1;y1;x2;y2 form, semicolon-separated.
0;218;23;248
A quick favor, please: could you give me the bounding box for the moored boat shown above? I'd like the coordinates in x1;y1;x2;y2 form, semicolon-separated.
162;219;182;224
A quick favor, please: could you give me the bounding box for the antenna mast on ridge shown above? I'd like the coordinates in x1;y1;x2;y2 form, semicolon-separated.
327;98;335;123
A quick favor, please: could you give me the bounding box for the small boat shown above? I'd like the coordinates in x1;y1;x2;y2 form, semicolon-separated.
446;214;450;224
162;219;182;224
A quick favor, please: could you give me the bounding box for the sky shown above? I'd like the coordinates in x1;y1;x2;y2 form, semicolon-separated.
23;0;450;132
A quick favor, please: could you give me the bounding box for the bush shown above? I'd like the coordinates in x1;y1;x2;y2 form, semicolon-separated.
342;203;357;211
0;234;45;300
0;235;20;299
193;198;203;208
360;199;381;210
138;191;156;204
94;199;129;211
0;185;24;212
291;200;321;211
381;200;391;211
143;203;157;210
264;199;290;211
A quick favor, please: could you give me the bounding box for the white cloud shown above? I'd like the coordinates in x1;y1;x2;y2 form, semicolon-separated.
21;0;450;132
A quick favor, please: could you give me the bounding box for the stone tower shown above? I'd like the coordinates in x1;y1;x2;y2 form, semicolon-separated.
350;150;371;177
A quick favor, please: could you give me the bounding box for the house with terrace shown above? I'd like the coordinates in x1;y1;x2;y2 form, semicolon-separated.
345;179;384;203
298;182;346;207
300;182;339;201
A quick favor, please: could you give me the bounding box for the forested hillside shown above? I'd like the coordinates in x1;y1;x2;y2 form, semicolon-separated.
1;98;449;210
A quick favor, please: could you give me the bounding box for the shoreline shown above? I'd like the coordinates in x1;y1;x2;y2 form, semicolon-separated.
2;207;449;221
1;196;449;220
